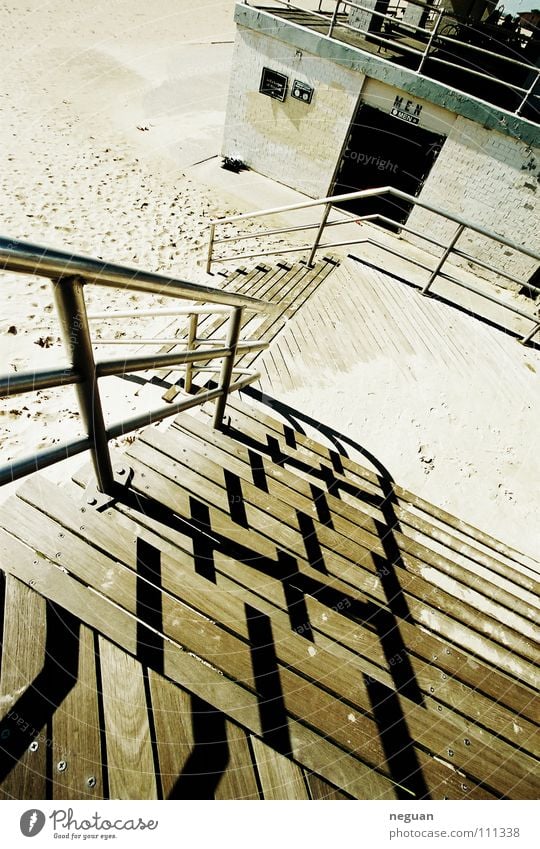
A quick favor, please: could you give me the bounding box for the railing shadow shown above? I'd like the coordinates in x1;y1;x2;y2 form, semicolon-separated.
118;401;432;798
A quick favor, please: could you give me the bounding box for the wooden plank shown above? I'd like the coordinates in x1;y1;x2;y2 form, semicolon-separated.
129;430;540;678
0;576;47;800
191;403;540;617
161;264;273;402
224;395;540;583
0;528;399;800
305;772;350;800
52;625;103;800
22;475;529;799
71;454;534;739
215;725;260;800
0;487;510;799
69;454;538;735
148;672;193;799
109;489;540;758
51;466;539;766
250;736;309;800
175;413;540;624
237;261;338;370
98;637;158;799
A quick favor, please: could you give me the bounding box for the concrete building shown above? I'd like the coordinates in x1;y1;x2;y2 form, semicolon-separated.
222;1;540;283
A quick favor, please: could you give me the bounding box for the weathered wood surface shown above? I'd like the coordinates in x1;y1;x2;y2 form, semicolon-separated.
161;257;337;404
0;397;538;800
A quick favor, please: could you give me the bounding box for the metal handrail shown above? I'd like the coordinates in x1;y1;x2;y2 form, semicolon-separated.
0;237;270;492
206;185;540;344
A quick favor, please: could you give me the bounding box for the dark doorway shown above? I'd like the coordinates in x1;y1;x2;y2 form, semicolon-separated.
332;102;446;229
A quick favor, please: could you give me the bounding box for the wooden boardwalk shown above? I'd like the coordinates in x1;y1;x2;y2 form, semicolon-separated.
0;387;538;799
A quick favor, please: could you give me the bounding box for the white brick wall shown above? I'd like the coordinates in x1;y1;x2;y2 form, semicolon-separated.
222;27;364;199
407;116;540;283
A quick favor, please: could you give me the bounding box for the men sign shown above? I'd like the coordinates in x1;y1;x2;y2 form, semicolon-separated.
391;95;423;124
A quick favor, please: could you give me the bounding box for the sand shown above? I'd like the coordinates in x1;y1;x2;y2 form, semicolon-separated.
0;1;538;562
0;1;256;483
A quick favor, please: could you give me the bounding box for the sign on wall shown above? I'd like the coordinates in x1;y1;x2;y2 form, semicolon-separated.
291;80;314;104
390;95;423;124
259;67;288;102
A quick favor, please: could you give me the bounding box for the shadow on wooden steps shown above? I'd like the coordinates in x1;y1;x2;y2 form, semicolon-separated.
0;391;538;800
159;255;339;404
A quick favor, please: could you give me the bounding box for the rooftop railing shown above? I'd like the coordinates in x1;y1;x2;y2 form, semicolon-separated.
250;0;540;119
206;185;540;344
0;239;270;494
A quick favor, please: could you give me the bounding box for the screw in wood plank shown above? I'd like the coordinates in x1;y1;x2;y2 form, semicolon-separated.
57;761;67;772
87;776;96;788
29;741;39;752
447;749;454;757
464;738;471;746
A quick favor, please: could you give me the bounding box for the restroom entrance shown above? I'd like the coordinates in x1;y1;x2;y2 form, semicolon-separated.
332;102;446;228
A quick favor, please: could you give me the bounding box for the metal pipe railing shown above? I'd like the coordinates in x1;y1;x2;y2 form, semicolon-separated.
257;0;540;116
53;275;115;492
0;237;268;311
206;186;540;343
0;236;270;494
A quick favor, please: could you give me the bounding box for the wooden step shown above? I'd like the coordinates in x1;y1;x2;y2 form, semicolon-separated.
0;568;350;800
219;393;540;586
161;256;339;403
179;409;540;625
3;474;532;799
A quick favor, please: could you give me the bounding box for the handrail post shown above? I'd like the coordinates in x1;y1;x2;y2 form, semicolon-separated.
417;9;443;75
184;312;199;393
307;202;332;267
206;222;216;274
516;68;540;116
328;0;340;37
213;306;244;429
422;223;465;295
53;275;115;493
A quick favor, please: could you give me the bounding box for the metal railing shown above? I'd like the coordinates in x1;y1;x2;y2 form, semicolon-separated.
253;0;540;117
0;238;270;493
206;185;540;344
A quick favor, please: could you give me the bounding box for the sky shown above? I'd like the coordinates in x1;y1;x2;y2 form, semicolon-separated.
496;0;538;13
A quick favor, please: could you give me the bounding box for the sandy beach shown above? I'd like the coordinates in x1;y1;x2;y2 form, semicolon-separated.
1;0;539;560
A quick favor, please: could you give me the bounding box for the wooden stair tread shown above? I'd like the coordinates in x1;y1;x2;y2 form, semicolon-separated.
0;478;532;800
217;394;540;587
0;383;537;799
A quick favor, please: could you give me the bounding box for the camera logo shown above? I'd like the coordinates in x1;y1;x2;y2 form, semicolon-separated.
20;810;46;837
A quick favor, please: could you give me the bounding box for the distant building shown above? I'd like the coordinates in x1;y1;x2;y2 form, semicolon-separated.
222;1;539;283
